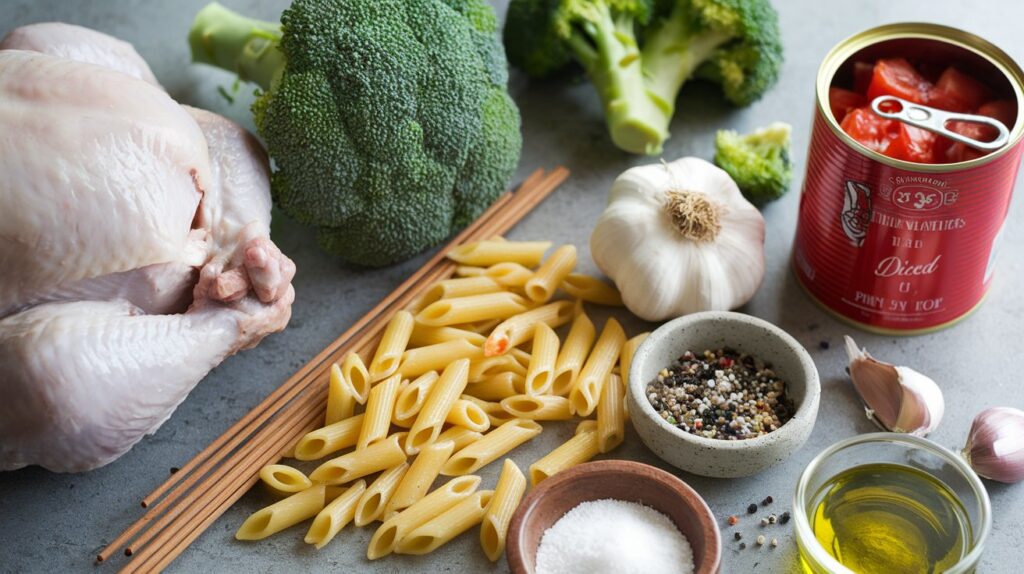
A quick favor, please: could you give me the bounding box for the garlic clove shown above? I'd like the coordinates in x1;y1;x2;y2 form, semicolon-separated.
843;336;944;436
963;407;1024;483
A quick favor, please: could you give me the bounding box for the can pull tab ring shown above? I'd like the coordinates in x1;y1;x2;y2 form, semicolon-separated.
870;95;1010;152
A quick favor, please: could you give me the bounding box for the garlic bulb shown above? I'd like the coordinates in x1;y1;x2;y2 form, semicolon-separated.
589;157;765;322
963;407;1024;483
844;335;944;436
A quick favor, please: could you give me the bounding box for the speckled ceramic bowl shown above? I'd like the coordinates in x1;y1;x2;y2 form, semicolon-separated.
627;311;820;478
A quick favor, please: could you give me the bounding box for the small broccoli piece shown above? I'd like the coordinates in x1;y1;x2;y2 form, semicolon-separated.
714;121;792;204
188;0;521;267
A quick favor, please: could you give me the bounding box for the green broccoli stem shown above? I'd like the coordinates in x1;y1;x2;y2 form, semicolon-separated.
567;5;670;155
188;2;285;91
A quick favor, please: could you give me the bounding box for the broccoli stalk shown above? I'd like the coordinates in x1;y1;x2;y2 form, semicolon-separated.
188;3;284;91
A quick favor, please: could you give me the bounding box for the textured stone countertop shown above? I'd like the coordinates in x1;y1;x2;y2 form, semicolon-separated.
2;0;1023;572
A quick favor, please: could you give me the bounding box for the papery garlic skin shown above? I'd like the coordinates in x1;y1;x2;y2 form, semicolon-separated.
590;157;765;322
964;407;1024;483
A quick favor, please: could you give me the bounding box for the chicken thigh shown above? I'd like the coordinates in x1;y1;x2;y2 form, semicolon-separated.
0;28;295;472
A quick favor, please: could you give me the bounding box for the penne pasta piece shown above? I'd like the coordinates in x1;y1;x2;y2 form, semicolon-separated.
420;276;503;309
305;479;367;549
367;475;481;560
458;317;503;335
447;239;552;267
480;459;527;561
441;419;542;476
507;347;534;369
524;323;559;395
461;395;517;428
357;374;402;450
529;428;601;486
397;339;481;378
259;464;313;496
416;292;530;327
392;372;439;427
385;440;456;517
354;463;410;527
294;414;366;461
236;484;328;541
340;352;371;404
396;490;495;555
559;273;624;306
369;311;415;382
468;355;527;383
483;300;575;356
408;324;486;348
483;262;534;287
597;373;626;453
551;312;596;396
524;245;577;303
465;372;523;401
569;318;625;416
436;426;485;452
620;332;649;390
310;432;408;485
326;363;358;425
406;359;470;454
454;265;487;277
447;399;491;433
500;394;573;421
576;420;598;435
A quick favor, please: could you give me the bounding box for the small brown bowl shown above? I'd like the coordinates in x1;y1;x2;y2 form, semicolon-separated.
506;460;721;573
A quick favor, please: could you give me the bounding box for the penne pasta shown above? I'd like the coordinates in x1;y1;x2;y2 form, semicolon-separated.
500;394;573;421
293;414;366;461
483;262;534;287
340;352;371;404
445;399;491;433
620;332;649;390
447;239;552;267
305;479;367;549
524;323;559;395
441;419;542;476
576;419;598;435
551;312;596;396
367;475;481;560
436;426;484;452
369;311;415;382
524;245;577;303
416;292;530;327
397;339;481;378
597;373;626;453
396;490;494;555
468;355;527;383
385;440;456;517
483;300;575;356
310;432;408;485
458;318;503;335
406;359;470;454
326;363;358;425
237;484;328;541
454;265;487;277
569;318;625;416
354;463;410;527
357;374;401;450
259;464;313;496
480;459;527;561
392;371;439;427
461;395;517;428
408;324;486;348
529;428;601;486
420;276;503;309
559;273;624;306
465;372;524;401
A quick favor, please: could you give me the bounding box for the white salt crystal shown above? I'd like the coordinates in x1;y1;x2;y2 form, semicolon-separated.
534;498;695;574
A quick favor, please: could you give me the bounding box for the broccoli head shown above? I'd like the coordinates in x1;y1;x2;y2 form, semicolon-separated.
504;0;782;156
714;121;792;204
188;0;522;267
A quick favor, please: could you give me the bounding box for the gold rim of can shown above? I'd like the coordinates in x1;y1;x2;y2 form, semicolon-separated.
817;22;1024;173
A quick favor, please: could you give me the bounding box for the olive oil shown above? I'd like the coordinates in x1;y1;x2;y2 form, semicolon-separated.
810;463;971;574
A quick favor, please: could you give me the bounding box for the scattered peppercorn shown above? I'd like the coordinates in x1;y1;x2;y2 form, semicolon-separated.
734;532;742;541
819;340;830;350
762;495;773;506
760;517;769;527
170;467;180;474
756;535;766;546
780;511;791;524
768;514;777;524
739;542;747;550
747;503;758;514
771;538;778;547
728;515;739;525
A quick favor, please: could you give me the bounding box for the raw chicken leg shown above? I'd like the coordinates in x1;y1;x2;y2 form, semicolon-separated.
0;27;295;472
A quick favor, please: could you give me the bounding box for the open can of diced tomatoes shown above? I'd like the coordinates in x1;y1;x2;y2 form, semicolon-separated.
793;23;1024;335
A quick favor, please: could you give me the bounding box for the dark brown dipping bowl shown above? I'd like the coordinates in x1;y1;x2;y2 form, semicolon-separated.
506;460;721;574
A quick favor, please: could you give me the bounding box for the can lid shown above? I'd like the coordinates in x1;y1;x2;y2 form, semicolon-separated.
870;95;1011;152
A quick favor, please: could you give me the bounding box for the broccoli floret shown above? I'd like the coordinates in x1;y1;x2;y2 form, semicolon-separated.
714;121;792;204
188;0;522;267
504;0;782;155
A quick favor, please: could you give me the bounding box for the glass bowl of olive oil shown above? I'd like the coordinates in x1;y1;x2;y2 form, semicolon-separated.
794;433;991;574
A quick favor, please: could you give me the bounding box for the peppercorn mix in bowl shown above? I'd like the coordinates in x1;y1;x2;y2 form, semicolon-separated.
627;311;820;478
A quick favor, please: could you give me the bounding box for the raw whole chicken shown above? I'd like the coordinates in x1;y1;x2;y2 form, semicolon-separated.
0;23;296;472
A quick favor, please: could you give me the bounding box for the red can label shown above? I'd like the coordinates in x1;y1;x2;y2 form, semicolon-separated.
793;112;1022;332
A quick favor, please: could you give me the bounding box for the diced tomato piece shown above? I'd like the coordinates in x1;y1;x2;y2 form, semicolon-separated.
829;88;866;123
886;124;937;163
978;100;1017;127
866;58;933;105
852;62;874;94
941;100;1018;162
928;67;992;112
840;107;898;153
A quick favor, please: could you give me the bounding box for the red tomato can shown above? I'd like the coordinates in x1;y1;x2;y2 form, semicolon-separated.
793;23;1024;334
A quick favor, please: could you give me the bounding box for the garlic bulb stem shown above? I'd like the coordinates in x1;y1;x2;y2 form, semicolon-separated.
663;190;722;243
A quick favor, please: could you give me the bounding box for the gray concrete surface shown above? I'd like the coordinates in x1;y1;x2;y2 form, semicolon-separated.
1;0;1023;572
